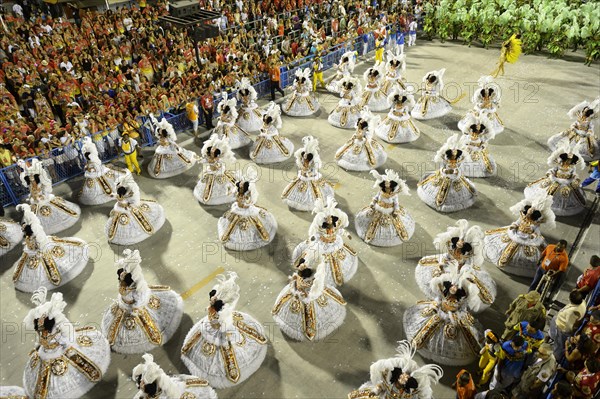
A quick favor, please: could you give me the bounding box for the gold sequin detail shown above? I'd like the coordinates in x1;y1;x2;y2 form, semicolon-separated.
39;206;51;216
202;342;216;356
77;335;93;347
148;295;161;310
124;316;136;330
50;245;65;258
51;358;68;376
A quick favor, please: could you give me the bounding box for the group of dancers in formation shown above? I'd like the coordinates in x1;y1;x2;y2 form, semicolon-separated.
1;46;600;398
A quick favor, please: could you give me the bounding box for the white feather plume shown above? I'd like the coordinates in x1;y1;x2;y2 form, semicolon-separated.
567;100;590;120
81;136;101;165
265;101;283;129
217;95;239;120
423;69;445;91
433;134;469;163
547;140;584;169
236;77;257;102
387;89;415;109
308;197;349;238
17;203;49;248
24;287;71;341
509;192;556;229
429;262;483;312
132;354;182;398
295;136;322;170
306;259;327;301
201;133;236;165
116;249;148;294
370;169;410;196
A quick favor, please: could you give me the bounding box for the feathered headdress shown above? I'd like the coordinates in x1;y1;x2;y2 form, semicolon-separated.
217;93;239;120
509;192;556;228
370;169;410;196
155;117;177;142
294;135;322;170
115;174;141;204
547;140;584;169
236;77;257;102
209;272;241;329
19;158;52;191
17;203;49;248
429;262;483;312
308;197;349;238
201;133;236;164
116;249;148;294
363;61;385;82
387;88;415;109
295;68;311;83
386;51;406;73
340;51;356;72
340;76;362;96
358;108;381;139
423;69;445;91
232;166;260;205
132;354;181;398
459;113;495;140
433;219;484;267
81;136;101;165
24;287;72;340
264;101;282;129
476;75;500;100
433;134;469;163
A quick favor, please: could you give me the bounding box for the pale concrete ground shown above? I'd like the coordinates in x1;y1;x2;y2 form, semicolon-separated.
1;41;599;399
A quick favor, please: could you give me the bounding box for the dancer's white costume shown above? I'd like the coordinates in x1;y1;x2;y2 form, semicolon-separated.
79;136;130;205
484;192;555;277
415;220;496;314
214;95;251;149
525;142;586;216
292;198;358;287
23;287;110;399
272;253;346;341
105;176;165;245
101;249;183;354
404;264;484;366
328;76;363;129
349;341;443;399
375;90;420;144
193;134;237;205
458;76;504;134
335;109;387;171
547;98;600;161
417;134;477;212
147;115;198;178
283;68;320;116
250;102;294;164
355;169;414;247
326;51;356;93
0;209;23;257
218;170;277;251
459;113;497;178
19;159;81;234
12;204;88;293
236;77;263;133
0;386;27;398
360;62;389;112
132;353;217;399
411;69;452;120
281;136;335;211
380;51;407;96
181;272;268;388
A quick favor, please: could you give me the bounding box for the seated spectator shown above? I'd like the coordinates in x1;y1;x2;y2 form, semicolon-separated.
563;333;597;372
550;290;587;361
581;310;600;347
577;255;600;295
566;358;600;399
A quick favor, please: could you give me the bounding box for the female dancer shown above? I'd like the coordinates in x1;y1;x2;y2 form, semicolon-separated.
105;176;166;245
360;62;389;112
147;115;198;178
380;51;407;96
417;134;477;212
281;136;335;211
214;94;252;149
0;206;23;257
250;102;294;164
375;89;420;144
355;169;414;247
101;249;183;354
23;287;110;398
181;272;268;388
18;159;81;234
283;68;320;116
484;192;555;277
328;76;363;129
335;109;387;171
193;134;237;206
458;75;504;134
12;204;89;293
411;69;452;120
326;51;356;94
459;113;497;178
236;77;263;133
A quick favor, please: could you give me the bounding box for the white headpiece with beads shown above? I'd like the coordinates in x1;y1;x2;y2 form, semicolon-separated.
370;169;410;196
387;88;415;109
459;113;495;141
81;136;101;165
17;203;50;248
430;262;483;312
423;69;445;91
132;354;181;398
386;50;406;73
217;93;239;120
116;249;148;294
201;133;236;165
236;77;257;102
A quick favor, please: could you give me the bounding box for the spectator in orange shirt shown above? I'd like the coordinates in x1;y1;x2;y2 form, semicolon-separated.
269;61;284;101
577;255;600;294
452;370;476;399
529;240;569;292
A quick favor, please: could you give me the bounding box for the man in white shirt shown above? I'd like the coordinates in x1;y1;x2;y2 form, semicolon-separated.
59;56;74;73
407;19;418;46
12;3;24;18
549;289;587;361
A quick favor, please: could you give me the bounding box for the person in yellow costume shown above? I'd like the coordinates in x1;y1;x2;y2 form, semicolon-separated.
375;37;385;63
119;133;141;174
312;55;325;91
185;100;199;134
492;33;522;78
477;329;500;387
